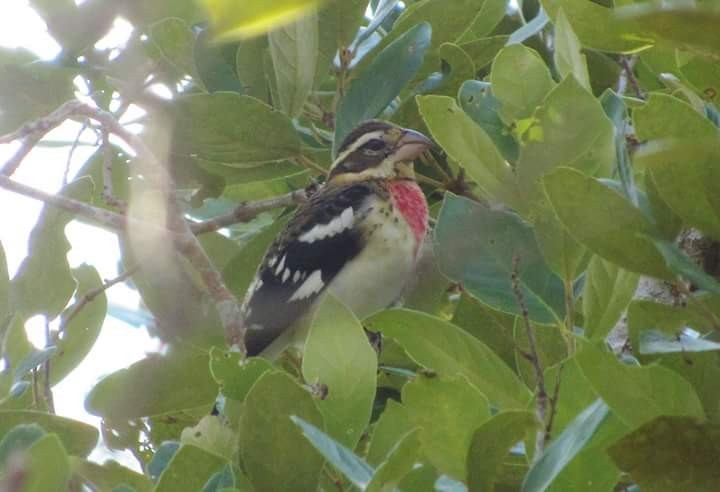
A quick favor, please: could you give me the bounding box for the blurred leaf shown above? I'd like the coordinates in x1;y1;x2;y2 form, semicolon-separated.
119;0;204;25
576;345;705;428
50;265;107;385
582;256;639;341
302;296;377;448
149;17;199;83
366;428;421;492
458;80;519;162
148;441;180;482
435;193;565;323
540;0;649;53
0;411;97;457
0;50;75;133
85;349;217;419
366;400;414;467
609;416;720;491
180;415;236;459
173;93;302;164
458;36;508;70
533;200;588;283
241;371;324;492
0;423;45;466
365;309;532;409
491;44;555;123
517;77;614;207
507;8;549;45
291;416;374;489
600;90;636;205
209;349;274;401
403;375;490;479
72;458;153;492
1;316;32;388
269;12;318;116
0;242;8;322
11;178;93;319
21;434;70;492
543;167;671;279
155;444;227;492
639;330;720;355
194;29;246;93
334;22;431;155
202;0;328;41
553;9;590;91
522;400;609;492
462;0;507;40
651;238;720;294
467;411;537;492
615;3;720;59
235;36;271;102
417;97;519;207
435;43;475;97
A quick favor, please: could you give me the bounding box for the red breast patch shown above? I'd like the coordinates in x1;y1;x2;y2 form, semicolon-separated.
388;181;428;255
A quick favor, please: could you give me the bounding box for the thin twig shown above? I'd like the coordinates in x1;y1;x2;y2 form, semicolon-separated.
545;362;564;441
63;120;90;186
617;55;644;99
415;173;446;189
59;266;139;334
189;189;308;234
420;151;452;183
100;129;127;210
511;255;549;458
43;318;55;414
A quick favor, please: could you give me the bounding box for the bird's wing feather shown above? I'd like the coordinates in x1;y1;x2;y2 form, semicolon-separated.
242;182;378;355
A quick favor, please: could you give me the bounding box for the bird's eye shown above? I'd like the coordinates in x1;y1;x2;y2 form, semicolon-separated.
362;139;386;153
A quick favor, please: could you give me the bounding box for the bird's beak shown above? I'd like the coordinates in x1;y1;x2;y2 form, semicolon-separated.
394;128;433;162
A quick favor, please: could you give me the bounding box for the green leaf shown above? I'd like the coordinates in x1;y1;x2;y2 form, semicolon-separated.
517;77;614;207
435;43;475;97
403;375;490;479
0;411;97;457
576;345;705;428
180;415;236;460
582;256;640;341
0;423;46;466
366;429;421;492
193;28;245;93
467;411;537;492
609;416;720;491
21;434;71;492
149;17;199;83
155;444;227;492
365;309;532;409
507;8;549;45
11;178;93;318
533;200;588;283
291;416;374;489
85;349;217;419
540;0;650;53
639;330;720;355
0;51;75;133
543;167;671;279
434;193;565;323
201;0;328;40
334;22;432;155
458;80;519;162
459;36;508;70
51;265;107;385
513;319;567;389
241;371;324;492
491;44;555;122
522;399;609;492
366;400;414;467
209;349;273;401
269;12;318;117
553;9;590;91
71;458;153;492
417;96;519;206
302;296;377;448
235;36;271;103
13;347;56;384
651;238;720;294
172;93;302;164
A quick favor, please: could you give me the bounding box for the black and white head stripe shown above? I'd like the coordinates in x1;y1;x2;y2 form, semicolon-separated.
336;120;394;155
242;183;376;356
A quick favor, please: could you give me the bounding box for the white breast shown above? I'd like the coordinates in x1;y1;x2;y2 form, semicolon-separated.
327;204;419;318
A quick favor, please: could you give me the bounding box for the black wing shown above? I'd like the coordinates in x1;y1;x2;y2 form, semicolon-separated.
242;183;376;355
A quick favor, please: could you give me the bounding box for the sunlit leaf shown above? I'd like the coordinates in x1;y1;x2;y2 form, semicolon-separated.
0;411;97;457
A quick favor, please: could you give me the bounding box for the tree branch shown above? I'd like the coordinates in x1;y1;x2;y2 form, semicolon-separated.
511;255;549;458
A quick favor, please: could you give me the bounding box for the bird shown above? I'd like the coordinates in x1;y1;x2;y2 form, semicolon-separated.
240;120;433;357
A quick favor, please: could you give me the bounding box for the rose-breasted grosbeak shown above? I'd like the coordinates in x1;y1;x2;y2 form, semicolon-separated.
241;121;432;356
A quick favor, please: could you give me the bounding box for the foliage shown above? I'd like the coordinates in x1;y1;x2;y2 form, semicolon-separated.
2;0;720;491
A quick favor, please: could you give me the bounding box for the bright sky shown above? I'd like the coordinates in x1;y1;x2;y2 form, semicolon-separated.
0;0;160;469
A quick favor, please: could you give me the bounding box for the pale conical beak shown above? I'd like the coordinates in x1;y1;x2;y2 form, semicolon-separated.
394;128;433;162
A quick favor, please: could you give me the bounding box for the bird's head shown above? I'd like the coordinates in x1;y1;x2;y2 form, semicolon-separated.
327;121;433;185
